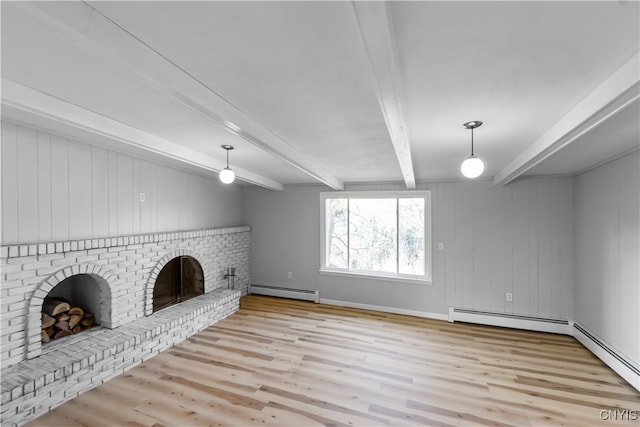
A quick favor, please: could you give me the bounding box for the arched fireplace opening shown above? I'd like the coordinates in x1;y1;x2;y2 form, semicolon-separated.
153;256;204;312
41;274;100;343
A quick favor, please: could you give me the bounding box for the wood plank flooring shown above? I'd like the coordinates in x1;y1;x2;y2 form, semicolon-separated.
28;295;639;426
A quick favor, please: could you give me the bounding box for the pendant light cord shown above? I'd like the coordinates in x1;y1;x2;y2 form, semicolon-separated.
471;127;475;156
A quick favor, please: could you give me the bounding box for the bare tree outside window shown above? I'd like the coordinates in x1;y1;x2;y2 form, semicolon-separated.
349;199;397;273
326;198;348;269
399;198;425;275
324;194;427;279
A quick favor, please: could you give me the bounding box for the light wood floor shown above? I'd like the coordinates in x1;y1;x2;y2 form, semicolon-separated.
28;295;639;427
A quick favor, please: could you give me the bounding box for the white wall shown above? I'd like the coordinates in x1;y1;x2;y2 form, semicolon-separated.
1;120;243;244
242;177;574;318
574;151;639;367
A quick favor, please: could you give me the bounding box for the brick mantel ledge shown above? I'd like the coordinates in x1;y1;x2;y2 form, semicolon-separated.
0;226;251;258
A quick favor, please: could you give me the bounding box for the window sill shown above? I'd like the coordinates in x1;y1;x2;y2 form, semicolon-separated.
318;268;432;285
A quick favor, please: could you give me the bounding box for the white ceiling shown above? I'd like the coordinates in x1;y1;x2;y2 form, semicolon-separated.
1;1;638;190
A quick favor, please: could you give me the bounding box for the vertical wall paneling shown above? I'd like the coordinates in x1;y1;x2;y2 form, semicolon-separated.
244;177;574;319
537;179;553;317
163;167;173;231
528;180;539;315
473;182;493;311
575;151;638;366
132;158;141;234
164;167;179;231
148;163;158;232
559;178;574;319
50;135;69;241
116;154;133;235
1;121;243;245
191;175;204;228
16;126;39;243
138;160;151;234
37;131;52;241
502;185;514;314
432;183;445;310
460;182;474;308
91;147;109;237
68;140;92;239
1;122;19;243
433;183;444;313
203;175;213;228
107;151;119;236
488;183;505;312
451;183;462;307
173;168;185;231
442;182;455;309
511;180;530;314
155;163;166;232
178;171;189;230
549;181;562;317
188;173;197;229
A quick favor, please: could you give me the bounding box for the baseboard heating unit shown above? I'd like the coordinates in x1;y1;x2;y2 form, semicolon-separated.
249;284;320;303
573;323;639;391
448;307;571;335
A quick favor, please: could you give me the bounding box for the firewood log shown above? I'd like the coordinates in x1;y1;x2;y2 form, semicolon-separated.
41;330;50;343
68;314;82;329
68;307;84;316
43;298;71;317
55;320;70;332
72;325;82;334
53;330;72;339
42;313;55;329
80;315;95;327
55;313;70;322
43;326;54;336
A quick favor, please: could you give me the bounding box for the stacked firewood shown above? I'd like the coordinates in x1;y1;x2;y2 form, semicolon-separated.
41;297;95;343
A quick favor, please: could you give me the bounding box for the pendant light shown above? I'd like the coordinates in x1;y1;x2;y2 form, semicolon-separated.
460;121;485;178
219;145;235;184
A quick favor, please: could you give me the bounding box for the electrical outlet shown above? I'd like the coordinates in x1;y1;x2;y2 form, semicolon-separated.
506;292;513;302
139;193;146;202
287;272;293;279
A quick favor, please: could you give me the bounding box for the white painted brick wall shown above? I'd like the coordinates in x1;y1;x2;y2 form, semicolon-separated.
1;226;250;368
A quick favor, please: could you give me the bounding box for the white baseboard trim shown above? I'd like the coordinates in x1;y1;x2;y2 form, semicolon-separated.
320;298;448;321
448;307;572;335
572;323;640;392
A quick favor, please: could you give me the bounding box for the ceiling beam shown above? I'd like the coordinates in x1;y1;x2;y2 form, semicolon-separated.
351;1;416;190
10;1;343;190
493;53;640;186
2;79;285;191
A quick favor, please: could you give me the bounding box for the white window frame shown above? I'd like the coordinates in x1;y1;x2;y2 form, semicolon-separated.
319;190;432;284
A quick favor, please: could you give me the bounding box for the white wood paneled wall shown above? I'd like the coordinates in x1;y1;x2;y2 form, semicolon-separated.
428;178;573;319
1;121;242;244
243;177;574;319
574;151;639;368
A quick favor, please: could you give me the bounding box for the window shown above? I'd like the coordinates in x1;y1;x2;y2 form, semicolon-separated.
320;191;431;283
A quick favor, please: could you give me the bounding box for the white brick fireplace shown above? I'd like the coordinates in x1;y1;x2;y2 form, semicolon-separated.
1;226;250;426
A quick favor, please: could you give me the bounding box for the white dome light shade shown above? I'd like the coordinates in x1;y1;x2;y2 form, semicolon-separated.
461;156;485;178
219;167;235;184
